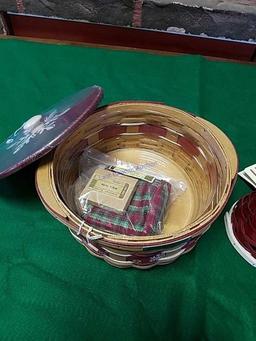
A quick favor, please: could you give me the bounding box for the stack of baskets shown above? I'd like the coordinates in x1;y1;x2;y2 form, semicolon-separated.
36;102;238;268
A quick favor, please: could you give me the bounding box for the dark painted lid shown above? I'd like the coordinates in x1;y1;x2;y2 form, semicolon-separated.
0;85;103;179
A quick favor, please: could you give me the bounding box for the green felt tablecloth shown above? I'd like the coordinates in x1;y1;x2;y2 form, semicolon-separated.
0;38;255;340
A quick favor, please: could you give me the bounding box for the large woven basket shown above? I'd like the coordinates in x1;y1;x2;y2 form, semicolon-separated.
36;102;238;268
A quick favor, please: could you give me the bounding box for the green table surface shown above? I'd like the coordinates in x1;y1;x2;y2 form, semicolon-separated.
0;38;255;341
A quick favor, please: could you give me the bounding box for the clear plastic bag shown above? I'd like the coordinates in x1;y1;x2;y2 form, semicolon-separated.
72;148;186;236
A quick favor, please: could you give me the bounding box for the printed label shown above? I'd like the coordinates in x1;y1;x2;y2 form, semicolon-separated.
88;176;129;199
80;168;138;212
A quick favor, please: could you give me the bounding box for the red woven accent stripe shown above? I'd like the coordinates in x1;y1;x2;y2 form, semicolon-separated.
178;136;200;157
99;125;127;140
139;124;167;137
16;0;25;13
132;0;143;28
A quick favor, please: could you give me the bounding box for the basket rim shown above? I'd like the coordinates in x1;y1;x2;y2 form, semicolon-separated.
36;101;238;248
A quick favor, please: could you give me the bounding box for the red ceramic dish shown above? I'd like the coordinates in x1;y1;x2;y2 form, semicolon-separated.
225;191;256;266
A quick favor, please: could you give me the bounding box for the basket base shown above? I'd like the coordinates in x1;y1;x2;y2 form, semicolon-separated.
69;227;198;269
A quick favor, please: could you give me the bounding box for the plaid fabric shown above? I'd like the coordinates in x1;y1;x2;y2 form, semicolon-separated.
81;179;172;236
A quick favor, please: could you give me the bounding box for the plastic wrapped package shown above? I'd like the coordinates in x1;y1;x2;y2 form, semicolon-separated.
72;148;186;236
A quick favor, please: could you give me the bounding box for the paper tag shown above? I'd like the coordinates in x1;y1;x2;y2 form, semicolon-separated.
108;166;155;183
79;168;138;212
239;164;256;189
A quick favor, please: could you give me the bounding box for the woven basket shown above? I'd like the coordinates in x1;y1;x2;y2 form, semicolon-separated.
36;102;238;268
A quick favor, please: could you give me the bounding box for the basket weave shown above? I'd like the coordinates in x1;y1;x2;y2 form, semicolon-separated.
36;102;238;268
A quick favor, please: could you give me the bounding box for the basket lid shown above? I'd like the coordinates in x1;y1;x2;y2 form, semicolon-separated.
225;191;256;266
0;85;103;179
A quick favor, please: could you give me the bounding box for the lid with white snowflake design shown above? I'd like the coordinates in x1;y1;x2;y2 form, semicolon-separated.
0;85;103;179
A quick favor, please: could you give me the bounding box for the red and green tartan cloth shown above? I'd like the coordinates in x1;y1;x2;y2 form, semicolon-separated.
81;179;172;236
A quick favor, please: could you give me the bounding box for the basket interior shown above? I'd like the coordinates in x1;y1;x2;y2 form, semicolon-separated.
52;103;229;237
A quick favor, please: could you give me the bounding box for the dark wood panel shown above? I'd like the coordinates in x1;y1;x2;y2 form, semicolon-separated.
1;12;256;62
